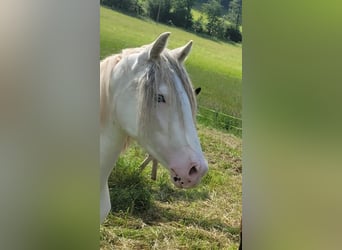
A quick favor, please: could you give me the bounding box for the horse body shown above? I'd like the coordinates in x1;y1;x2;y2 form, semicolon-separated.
100;32;208;223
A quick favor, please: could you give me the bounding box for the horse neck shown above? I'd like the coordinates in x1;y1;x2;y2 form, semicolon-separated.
100;122;129;183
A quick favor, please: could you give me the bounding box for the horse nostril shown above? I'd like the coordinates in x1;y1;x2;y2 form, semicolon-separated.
173;176;181;182
189;166;198;176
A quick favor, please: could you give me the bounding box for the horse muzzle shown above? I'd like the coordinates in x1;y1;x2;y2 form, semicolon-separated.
169;159;208;189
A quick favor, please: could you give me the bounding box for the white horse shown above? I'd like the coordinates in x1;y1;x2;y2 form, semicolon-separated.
100;32;208;223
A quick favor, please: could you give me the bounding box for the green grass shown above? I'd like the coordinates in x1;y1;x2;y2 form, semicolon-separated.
100;6;242;117
100;124;242;249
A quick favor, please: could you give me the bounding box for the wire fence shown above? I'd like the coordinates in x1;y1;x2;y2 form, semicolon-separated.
196;105;242;137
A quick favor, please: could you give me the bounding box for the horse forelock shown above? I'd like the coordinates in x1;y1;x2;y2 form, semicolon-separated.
137;50;197;137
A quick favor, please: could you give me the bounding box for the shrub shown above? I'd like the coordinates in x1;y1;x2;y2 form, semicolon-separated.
225;26;242;43
206;17;225;39
192;16;205;34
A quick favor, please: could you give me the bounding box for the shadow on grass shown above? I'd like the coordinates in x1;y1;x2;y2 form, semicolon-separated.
108;164;153;214
108;165;209;214
142;204;240;242
153;180;210;202
108;157;211;214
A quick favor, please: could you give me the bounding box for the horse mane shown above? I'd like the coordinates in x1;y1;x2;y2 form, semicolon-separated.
100;46;197;137
100;54;121;127
100;47;146;127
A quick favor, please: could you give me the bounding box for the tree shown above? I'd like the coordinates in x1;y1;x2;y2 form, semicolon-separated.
227;0;242;29
170;0;194;29
202;0;222;19
192;16;205;33
225;0;242;43
202;0;223;37
147;0;172;23
220;0;231;11
100;0;145;16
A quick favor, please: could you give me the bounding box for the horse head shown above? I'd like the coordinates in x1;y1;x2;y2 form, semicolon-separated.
112;32;208;188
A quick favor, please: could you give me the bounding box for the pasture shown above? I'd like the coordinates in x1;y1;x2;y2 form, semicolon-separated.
100;6;242;249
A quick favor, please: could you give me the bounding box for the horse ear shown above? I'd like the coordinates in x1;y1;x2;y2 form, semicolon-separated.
171;40;193;63
195;87;201;96
149;32;171;60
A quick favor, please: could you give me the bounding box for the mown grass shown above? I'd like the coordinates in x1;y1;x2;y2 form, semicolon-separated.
100;6;242;117
100;124;242;249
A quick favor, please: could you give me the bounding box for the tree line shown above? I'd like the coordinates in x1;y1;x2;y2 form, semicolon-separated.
100;0;242;43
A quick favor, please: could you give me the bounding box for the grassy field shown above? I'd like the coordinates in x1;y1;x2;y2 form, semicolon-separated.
100;6;242;117
100;6;242;249
100;124;242;249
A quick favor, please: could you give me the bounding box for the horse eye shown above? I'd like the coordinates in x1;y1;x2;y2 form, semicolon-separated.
157;94;165;103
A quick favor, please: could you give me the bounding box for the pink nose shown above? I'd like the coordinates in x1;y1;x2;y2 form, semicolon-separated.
171;161;208;188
